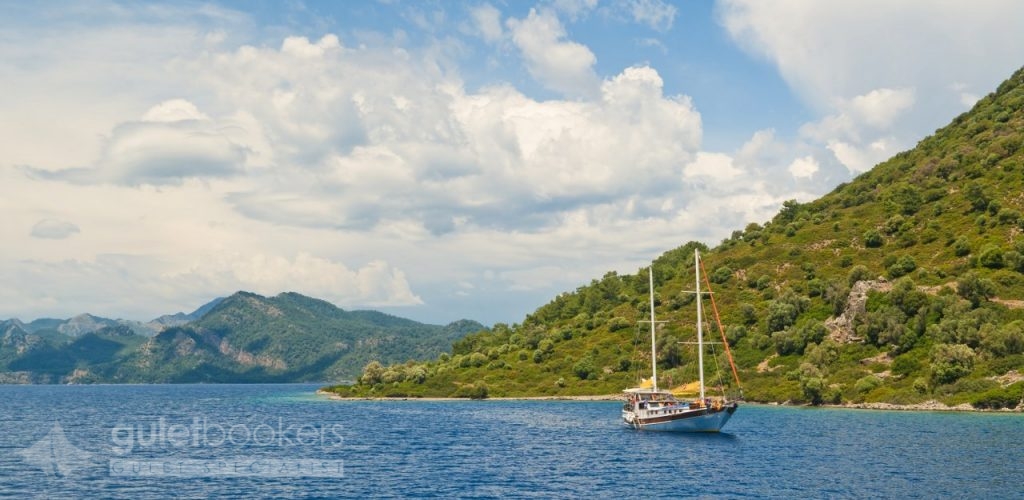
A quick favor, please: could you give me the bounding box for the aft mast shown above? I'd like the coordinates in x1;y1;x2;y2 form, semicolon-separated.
648;266;658;392
695;249;705;402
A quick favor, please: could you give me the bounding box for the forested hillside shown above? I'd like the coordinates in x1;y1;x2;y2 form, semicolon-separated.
0;291;482;383
327;67;1024;408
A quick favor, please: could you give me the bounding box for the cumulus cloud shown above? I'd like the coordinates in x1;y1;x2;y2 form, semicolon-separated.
684;152;742;181
787;156;818;179
14;1;1020;325
796;87;914;173
507;8;600;98
826;139;894;174
30;219;80;239
26;99;247;185
719;0;1024;110
720;0;1024;175
0;251;421;320
181;31;701;234
181;252;423;307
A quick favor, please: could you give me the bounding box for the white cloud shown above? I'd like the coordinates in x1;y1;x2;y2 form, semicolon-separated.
684;152;742;181
507;8;600;98
141;99;211;122
826;139;895;174
94;109;246;185
0;8;709;322
281;34;341;58
470;4;503;43
180;252;423;307
627;0;677;31
796;87;914;174
720;0;1024;176
550;0;598;21
787;155;818;179
719;0;1024;111
7;1;1021;326
30;219;80;239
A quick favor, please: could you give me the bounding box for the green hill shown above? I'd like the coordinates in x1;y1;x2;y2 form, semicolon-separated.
326;67;1024;409
0;291;483;383
113;292;484;383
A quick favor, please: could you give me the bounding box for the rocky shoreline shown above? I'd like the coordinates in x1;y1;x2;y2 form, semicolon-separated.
315;390;622;402
825;400;1022;412
316;390;1022;412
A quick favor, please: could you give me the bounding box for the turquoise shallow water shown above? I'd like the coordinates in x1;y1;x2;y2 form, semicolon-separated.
0;384;1021;498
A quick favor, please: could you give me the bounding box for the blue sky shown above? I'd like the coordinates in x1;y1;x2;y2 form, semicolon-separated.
2;0;1024;326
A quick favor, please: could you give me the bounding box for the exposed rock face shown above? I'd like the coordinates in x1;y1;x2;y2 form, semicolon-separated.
57;314;117;337
825;279;892;343
2;323;43;355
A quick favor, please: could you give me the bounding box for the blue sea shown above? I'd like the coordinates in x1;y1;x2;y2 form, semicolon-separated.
0;384;1021;498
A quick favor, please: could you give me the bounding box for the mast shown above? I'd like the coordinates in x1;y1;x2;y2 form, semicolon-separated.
649;266;658;392
695;249;706;401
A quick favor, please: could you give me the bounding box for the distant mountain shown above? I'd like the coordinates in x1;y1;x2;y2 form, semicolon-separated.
23;318;63;333
57;314;119;337
150;296;225;328
327;66;1024;409
0;291;484;384
5;297;228;341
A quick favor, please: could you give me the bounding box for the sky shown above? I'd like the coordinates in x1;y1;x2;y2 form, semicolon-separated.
3;0;1024;326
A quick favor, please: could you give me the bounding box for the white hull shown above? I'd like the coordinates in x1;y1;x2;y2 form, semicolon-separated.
621;404;736;432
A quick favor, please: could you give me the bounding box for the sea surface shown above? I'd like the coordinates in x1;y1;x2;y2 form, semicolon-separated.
0;384;1021;498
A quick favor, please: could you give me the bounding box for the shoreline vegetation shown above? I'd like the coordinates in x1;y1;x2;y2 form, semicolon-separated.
315;390;1023;413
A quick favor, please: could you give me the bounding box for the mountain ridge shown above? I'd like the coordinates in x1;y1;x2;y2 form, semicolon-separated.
0;291;483;384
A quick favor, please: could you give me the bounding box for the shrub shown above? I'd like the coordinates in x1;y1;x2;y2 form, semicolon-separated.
749;332;772;351
711;266;733;284
608;317;631;332
864;229;884;248
848;265;871;286
957;272;995;307
573;357;596;380
740;303;758;325
970;382;1023;409
454;384;488;399
726;325;748;344
930;343;976;385
953;236;971;257
468;352;488;367
359;361;385;385
891;354;921;377
766;301;799;333
978;244;1005;269
854;375;883;393
887;255;917;278
884;215;907;235
964;182;990;212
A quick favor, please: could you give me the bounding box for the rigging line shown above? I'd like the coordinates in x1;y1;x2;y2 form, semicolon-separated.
698;255;743;390
700;297;727;397
632;321;643;384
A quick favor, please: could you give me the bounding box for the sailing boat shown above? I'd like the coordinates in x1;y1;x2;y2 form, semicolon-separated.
621;249;740;432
